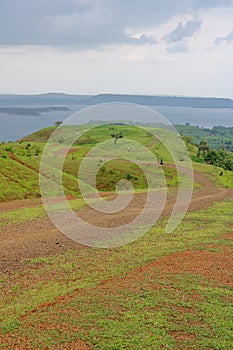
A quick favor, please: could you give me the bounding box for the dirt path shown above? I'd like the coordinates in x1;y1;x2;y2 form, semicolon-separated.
0;168;233;273
0;168;233;350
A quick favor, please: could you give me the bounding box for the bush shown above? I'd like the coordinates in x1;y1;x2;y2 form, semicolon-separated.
5;145;13;152
191;155;205;163
1;153;8;159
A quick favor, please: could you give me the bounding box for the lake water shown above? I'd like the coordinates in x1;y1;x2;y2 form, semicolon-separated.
0;105;233;142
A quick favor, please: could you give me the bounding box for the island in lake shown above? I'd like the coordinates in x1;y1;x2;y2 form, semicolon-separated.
0;106;71;116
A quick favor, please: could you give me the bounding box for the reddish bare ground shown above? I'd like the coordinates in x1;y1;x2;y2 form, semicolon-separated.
1;245;232;349
0;168;233;349
0;335;91;350
0;169;233;272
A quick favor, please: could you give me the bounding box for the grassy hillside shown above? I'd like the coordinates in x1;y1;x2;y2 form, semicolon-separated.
1;123;233;350
0;123;232;202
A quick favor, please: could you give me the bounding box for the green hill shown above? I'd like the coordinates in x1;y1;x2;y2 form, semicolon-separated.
0;124;232;202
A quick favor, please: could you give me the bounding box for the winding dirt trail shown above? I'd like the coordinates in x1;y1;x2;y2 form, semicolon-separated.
0;167;232;273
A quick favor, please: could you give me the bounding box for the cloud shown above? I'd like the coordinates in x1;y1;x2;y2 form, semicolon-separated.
0;0;232;48
129;34;157;46
215;29;233;44
195;0;233;8
163;19;202;43
166;42;188;53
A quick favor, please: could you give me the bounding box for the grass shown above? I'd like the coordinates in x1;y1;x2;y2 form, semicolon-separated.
0;124;232;203
0;198;89;227
0;123;232;348
193;162;233;188
0;124;193;201
1;123;230;203
0;199;233;349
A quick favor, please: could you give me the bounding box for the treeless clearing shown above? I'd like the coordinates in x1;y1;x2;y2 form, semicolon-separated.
0;168;233;272
0;168;233;349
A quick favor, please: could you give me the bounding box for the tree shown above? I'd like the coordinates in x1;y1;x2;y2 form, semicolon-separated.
197;140;209;158
204;149;218;164
110;129;123;144
55;121;62;127
203;147;233;171
182;135;194;145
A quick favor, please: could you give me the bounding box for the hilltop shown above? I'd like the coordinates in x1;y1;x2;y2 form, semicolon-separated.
22;123;233;152
0;123;233;203
0;124;182;202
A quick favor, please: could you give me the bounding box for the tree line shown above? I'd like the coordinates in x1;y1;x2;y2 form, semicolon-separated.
197;140;233;171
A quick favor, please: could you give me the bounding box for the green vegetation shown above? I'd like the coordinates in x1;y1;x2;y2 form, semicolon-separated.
176;124;233;152
0;123;232;202
0;123;233;349
0;124;187;201
201;146;233;171
0;199;233;349
192;138;233;171
193;162;233;188
109;126;124;144
177;124;233;172
0;198;87;227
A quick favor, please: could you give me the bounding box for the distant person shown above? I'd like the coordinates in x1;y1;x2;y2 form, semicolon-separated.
219;171;223;176
160;158;164;165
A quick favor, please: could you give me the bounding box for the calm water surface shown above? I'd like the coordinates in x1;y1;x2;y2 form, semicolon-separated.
0;105;233;142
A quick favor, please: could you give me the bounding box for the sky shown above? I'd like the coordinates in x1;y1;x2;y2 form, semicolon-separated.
1;0;233;98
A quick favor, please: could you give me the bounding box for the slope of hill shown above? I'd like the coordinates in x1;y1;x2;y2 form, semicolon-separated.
0;124;177;202
1;125;233;350
0;124;233;203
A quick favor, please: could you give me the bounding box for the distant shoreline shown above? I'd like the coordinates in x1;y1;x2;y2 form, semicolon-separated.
0;106;71;117
1;93;233;110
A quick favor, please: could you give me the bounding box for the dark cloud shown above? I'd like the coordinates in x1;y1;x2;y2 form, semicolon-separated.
163;19;202;43
215;30;233;44
0;0;232;48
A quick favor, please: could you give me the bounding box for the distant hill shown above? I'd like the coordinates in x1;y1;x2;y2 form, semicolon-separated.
0;93;233;109
0;93;91;106
82;94;233;109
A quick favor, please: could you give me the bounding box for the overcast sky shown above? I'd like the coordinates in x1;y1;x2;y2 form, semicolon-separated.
1;0;233;97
